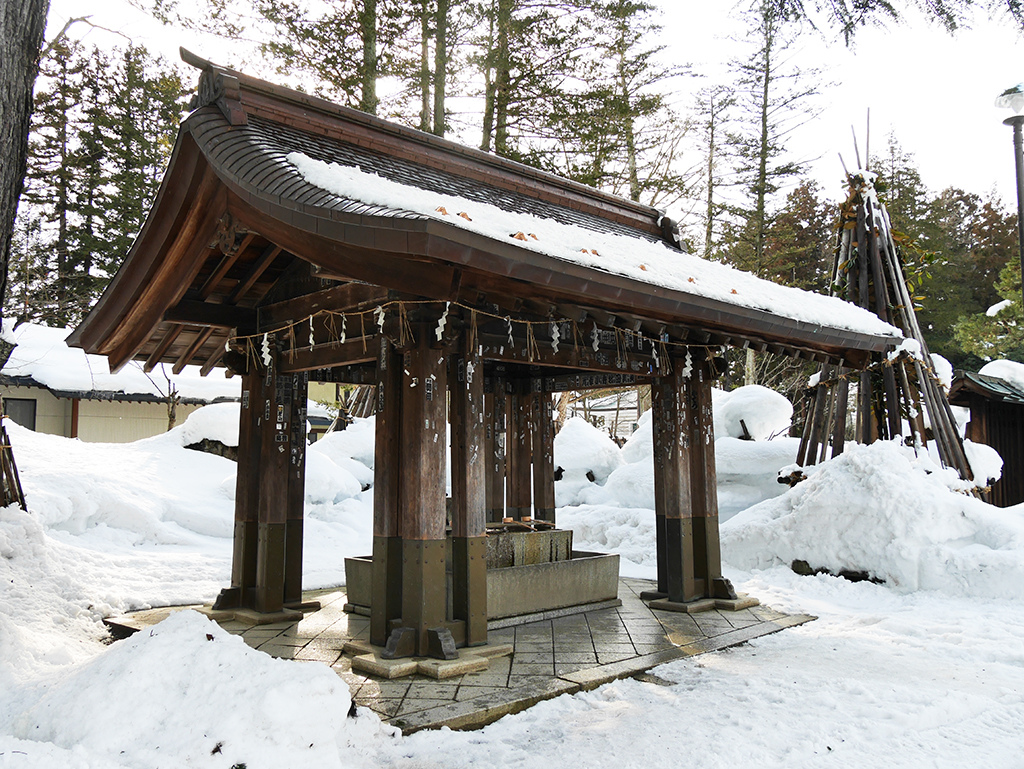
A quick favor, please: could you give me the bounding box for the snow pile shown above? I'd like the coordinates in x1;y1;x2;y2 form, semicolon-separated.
0;504;114;688
1;322;239;403
979;359;1024;391
553;417;624;506
712;385;792;440
565;387;798;524
175;401;242;447
5;610;393;768
288;152;902;339
721;440;1024;598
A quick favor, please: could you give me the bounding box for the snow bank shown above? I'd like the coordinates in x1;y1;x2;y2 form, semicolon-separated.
566;389;798;520
721;440;1024;598
6;610;394;768
553;417;624;506
713;385;792;440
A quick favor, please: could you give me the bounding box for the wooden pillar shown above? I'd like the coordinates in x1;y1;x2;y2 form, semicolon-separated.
370;336;403;647
396;323;449;656
685;355;730;600
484;375;507;524
214;365;263;610
531;380;555;523
650;368;694;601
507;378;532;519
283;371;308;607
70;398;80;439
650;351;733;606
450;337;488;645
648;373;674;598
255;353;292;614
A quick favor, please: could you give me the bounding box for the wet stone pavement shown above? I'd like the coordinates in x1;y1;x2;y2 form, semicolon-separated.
109;578;813;734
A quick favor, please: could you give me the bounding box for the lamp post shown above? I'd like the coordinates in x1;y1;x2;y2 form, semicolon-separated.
997;86;1024;306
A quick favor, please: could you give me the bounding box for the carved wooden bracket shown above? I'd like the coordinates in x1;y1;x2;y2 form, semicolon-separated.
210;213;250;256
188;67;247;126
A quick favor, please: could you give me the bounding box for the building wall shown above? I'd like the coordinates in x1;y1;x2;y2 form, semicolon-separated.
1;384;204;443
2;385;70;435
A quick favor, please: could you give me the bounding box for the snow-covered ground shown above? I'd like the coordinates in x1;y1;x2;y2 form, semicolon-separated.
1;385;1023;767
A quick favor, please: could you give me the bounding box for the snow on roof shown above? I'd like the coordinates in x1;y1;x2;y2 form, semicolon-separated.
1;322;240;403
288;152;903;341
979;359;1024;392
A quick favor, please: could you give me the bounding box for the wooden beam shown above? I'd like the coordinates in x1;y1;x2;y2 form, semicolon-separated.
172;327;215;374
143;325;184;372
277;335;378;372
200;344;227;377
258;282;389;330
199;232;255;299
164;299;256;329
227;243;282;303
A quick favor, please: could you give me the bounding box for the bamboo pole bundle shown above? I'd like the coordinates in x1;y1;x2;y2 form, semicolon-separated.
797;171;975;485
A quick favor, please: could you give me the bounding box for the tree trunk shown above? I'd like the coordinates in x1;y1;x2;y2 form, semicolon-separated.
0;0;50;321
419;0;431;131
617;52;640;202
492;0;512;156
432;0;448;137
359;0;378;114
479;1;495;151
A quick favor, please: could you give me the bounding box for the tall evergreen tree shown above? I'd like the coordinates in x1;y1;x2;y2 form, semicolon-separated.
7;43;185;325
723;0;822;279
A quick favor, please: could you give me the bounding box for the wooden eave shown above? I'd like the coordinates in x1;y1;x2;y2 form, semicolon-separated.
70;54;899;374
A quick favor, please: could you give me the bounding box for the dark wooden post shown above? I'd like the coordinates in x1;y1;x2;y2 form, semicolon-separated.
647;372;676;599
450;336;488;645
650;366;695;602
685;354;732;601
255;351;292;614
531;380;556;523
395;323;449;656
484;375;507;523
283;371;308;608
214;364;263;610
507;378;532;519
648;351;736;608
370;336;403;647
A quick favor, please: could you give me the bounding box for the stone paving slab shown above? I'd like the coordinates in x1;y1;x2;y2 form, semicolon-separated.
104;578;814;734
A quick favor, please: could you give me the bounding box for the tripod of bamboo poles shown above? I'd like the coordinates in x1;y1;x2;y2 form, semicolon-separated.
0;398;26;509
796;171;975;484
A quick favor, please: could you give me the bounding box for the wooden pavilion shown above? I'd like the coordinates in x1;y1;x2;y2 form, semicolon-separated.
69;51;901;660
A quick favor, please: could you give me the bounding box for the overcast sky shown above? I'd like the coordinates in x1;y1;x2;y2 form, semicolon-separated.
47;0;1024;216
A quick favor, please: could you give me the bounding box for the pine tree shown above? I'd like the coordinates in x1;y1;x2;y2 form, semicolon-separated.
7;43;185;326
723;1;822;279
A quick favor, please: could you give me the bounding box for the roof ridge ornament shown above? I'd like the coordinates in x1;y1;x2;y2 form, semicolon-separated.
181;48;247;126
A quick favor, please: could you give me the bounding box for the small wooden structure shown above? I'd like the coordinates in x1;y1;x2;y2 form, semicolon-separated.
949;371;1024;506
798;171;973;482
70;52;899;659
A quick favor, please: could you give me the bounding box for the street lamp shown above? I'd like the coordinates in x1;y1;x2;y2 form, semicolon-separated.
997;85;1024;306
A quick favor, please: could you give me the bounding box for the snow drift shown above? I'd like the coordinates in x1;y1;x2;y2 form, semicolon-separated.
722;440;1024;598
